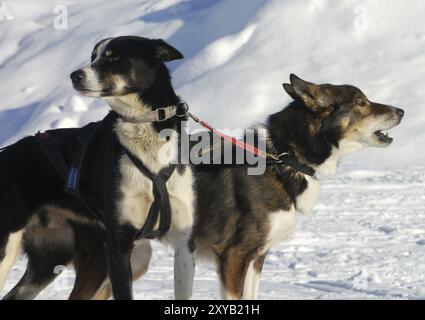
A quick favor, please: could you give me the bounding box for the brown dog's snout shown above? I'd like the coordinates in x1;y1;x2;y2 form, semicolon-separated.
70;69;86;85
394;107;405;120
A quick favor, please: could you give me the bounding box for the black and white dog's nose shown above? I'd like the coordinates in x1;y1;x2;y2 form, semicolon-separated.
70;70;86;83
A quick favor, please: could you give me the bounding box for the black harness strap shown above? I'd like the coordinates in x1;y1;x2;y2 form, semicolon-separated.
267;154;315;177
192;132;315;176
124;149;176;240
195;159;314;176
36;129;106;221
34;112;178;240
36;132;70;181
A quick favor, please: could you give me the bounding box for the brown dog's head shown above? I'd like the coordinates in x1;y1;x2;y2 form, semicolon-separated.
283;74;404;149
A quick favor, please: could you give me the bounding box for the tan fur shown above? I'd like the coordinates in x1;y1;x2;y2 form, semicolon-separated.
69;254;107;300
220;247;252;300
253;254;266;273
0;231;23;291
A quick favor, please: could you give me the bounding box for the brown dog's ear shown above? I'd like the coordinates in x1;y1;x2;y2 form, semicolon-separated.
282;83;298;101
289;74;328;111
152;39;184;62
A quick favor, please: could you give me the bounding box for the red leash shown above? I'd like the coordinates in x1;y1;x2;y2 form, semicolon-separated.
178;104;314;175
186;111;280;161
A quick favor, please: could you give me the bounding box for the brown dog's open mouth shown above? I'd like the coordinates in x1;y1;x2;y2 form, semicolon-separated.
374;130;393;144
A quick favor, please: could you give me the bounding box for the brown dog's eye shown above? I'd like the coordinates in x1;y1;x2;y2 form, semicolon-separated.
357;98;367;107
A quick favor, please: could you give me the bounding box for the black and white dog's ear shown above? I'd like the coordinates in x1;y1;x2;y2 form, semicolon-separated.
152;39;184;62
91;37;113;61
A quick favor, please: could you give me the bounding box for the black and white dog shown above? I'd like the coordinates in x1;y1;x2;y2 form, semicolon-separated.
0;36;195;300
4;74;405;300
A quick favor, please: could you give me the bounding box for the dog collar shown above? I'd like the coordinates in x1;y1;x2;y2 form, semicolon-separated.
132;105;179;123
112;101;188;123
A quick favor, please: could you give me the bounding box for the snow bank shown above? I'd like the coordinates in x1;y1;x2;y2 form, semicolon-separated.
1;0;424;165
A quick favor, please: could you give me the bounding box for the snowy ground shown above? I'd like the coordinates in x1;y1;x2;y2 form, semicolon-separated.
3;165;425;300
1;0;425;299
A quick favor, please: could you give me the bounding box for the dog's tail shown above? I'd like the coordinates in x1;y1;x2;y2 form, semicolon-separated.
0;230;24;292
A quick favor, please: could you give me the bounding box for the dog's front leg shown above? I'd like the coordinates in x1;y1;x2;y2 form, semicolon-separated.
105;224;136;300
174;234;196;300
242;253;267;300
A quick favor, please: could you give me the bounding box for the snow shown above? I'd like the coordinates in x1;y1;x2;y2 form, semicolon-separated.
3;165;425;300
1;0;425;299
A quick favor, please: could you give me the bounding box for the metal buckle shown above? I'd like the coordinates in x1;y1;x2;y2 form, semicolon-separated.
156;108;168;122
270;153;289;164
176;102;189;117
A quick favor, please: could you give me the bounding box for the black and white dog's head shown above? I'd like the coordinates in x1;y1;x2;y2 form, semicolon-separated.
70;36;183;98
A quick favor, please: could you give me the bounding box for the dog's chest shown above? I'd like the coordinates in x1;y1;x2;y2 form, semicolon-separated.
264;208;297;252
115;122;194;232
264;176;320;251
118;161;194;231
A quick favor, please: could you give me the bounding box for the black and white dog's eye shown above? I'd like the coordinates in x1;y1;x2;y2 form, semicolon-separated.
110;55;121;62
104;50;120;62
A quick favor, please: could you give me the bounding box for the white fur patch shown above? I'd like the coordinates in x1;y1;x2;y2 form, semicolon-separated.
315;138;363;177
295;138;363;213
296;175;321;214
172;232;196;300
116;154;195;233
80;66;103;94
250;266;261;299
264;208;297;253
106;95;155;123
95;38;112;58
220;287;240;300
110;75;127;93
243;260;255;300
0;230;23;291
242;259;262;300
79;38;111;96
